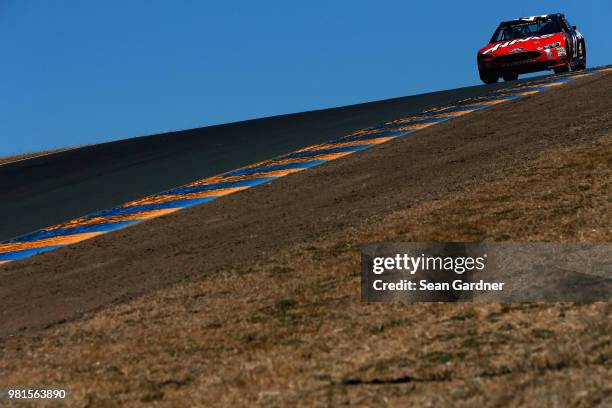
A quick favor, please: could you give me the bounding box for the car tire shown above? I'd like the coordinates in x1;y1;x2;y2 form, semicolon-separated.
480;72;498;84
574;41;587;70
502;72;519;81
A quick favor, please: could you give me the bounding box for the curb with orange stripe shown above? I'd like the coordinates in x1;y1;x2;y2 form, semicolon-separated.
1;66;611;265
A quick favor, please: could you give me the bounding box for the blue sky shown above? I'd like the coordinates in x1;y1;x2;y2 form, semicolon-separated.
1;1;610;155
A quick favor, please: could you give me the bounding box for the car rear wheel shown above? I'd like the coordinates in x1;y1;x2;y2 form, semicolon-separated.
574;41;587;71
502;72;518;81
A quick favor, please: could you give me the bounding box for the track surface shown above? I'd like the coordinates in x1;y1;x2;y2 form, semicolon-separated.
0;70;610;338
0;74;570;242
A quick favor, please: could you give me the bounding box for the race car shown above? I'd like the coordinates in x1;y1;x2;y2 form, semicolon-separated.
477;13;586;84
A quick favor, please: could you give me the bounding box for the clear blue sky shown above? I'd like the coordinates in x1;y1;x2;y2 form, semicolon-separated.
1;1;610;155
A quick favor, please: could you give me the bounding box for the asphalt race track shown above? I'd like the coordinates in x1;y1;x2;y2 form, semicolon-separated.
0;73;579;242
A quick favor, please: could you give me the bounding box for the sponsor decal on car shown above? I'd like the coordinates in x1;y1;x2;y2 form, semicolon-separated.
483;34;555;54
519;15;549;22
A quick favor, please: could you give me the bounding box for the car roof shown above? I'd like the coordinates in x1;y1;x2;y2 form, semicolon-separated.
499;13;564;27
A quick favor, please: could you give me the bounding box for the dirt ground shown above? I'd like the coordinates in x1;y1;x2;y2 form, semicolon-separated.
0;73;610;407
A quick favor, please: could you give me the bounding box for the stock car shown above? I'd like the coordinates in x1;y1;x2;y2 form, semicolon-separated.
477;13;586;84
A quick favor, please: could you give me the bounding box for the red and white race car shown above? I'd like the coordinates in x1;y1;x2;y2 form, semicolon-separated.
477;13;586;84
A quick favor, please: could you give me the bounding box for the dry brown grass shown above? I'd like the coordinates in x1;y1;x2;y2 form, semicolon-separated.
1;134;610;407
377;133;612;243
